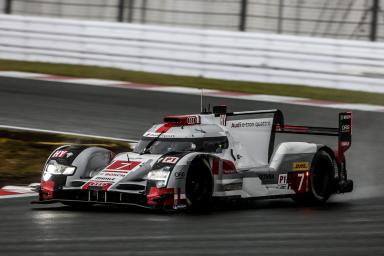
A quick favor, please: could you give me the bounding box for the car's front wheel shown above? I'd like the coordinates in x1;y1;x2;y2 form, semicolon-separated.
185;158;213;211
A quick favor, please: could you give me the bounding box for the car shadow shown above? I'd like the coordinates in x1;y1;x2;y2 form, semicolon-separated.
31;197;353;216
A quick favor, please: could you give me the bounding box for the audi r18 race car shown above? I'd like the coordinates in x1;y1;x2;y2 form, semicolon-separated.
33;106;353;210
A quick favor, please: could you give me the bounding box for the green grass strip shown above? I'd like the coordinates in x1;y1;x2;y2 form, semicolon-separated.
0;128;132;186
0;59;383;106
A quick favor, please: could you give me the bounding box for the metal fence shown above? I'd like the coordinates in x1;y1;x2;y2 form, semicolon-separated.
1;0;384;41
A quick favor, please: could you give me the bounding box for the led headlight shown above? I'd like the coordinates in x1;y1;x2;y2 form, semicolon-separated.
147;166;171;188
44;163;76;175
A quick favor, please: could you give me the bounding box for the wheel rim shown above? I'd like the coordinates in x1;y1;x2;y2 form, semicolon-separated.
186;169;211;205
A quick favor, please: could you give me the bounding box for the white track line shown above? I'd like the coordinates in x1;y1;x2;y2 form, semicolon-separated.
0;193;38;199
0;184;38;199
0;125;138;143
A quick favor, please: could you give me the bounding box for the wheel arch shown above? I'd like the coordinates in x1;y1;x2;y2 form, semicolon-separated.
43;145;114;185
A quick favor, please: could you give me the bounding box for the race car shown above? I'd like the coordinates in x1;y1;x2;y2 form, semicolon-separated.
33;106;353;210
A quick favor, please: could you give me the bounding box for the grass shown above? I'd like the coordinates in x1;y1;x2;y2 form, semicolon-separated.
0;59;383;106
0;128;132;186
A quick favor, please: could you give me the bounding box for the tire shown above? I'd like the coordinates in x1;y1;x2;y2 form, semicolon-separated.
185;159;213;211
293;150;335;205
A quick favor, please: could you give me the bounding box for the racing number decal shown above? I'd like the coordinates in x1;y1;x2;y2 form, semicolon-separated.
288;171;309;193
297;173;305;191
105;160;141;172
115;162;133;170
82;160;141;191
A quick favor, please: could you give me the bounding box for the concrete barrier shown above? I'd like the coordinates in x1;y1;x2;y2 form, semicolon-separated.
1;14;383;93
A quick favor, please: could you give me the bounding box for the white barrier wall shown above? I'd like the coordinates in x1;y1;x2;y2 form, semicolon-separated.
0;14;384;93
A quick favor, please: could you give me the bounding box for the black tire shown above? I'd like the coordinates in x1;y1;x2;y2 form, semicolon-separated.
185;159;213;211
293;150;335;205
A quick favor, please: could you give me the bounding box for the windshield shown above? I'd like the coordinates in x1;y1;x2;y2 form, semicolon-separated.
133;136;228;155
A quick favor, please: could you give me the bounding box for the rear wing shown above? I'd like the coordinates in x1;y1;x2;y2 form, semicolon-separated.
275;112;352;161
212;106;352;162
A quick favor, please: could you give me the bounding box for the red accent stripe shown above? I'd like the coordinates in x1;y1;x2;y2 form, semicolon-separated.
147;187;174;206
155;123;175;133
223;160;237;174
212;159;220;175
295;99;340;105
0;189;19;196
280;125;309;131
38;75;77;80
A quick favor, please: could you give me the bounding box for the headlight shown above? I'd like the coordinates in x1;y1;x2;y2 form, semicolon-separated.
44;163;76;175
147;166;171;187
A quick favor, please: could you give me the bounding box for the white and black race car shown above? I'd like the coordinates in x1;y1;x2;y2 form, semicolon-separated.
34;106;353;210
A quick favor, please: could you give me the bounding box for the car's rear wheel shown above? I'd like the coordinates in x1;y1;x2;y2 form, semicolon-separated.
185;159;213;211
293;150;335;205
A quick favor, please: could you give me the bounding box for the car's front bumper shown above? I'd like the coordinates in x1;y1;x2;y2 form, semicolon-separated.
33;187;184;210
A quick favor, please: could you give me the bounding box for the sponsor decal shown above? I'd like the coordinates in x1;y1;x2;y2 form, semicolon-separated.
94;176;116;181
174;171;185;179
341;124;350;132
144;132;176;138
186;116;199;125
293;161;309;171
173;204;187;210
162;156;179;164
258;174;275;180
82;181;113;190
341;114;351;120
230;120;271;129
51;150;69;158
103;172;126;177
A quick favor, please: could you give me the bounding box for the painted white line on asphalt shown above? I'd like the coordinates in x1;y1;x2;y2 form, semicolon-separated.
0;71;46;78
149;86;219;94
0;193;38;199
40;78;131;86
2;185;35;194
236;94;308;102
0;125;138;143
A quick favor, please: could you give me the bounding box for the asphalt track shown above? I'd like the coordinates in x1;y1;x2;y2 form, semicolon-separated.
0;77;383;255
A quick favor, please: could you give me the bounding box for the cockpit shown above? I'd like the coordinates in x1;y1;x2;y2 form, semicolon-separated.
133;136;229;155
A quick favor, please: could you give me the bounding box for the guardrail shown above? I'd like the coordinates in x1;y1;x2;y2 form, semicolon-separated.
1;14;384;93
